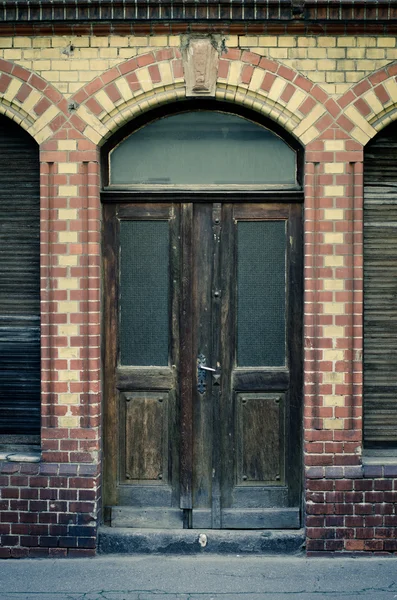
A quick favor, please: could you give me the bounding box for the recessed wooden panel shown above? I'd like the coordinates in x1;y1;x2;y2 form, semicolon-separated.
121;392;168;483
236;393;285;485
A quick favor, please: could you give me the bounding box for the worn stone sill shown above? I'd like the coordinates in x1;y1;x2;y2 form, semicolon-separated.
0;449;41;463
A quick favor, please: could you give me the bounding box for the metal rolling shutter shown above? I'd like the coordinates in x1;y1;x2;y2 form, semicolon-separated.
0;115;40;436
364;123;397;446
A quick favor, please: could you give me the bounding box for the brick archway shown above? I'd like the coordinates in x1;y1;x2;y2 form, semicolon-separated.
70;49;335;146
337;62;397;144
0;58;69;143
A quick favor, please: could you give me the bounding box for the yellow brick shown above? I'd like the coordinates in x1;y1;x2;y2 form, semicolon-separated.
31;60;51;70
84;125;103;145
377;38;396;48
267;48;288;59
46;72;61;82
239;36;258;47
294;104;326;138
285;89;306;114
59;416;80;428
268;78;286;102
58;301;79;313
131;36;149;46
14;37;32;47
300;126;319;145
324;418;344;430
295;59;317;71
58;186;78;197
228;60;242;87
158;62;173;86
58;163;78;175
32;37;51;48
58;347;79;359
308;49;328;59
317;59;336;71
58;209;78;220
384;78;397;104
248;68;265;92
346;71;365;83
4;49;22;60
324;140;345;152
168;35;181;47
109;36;129;47
386;49;397;60
35;126;53;144
324;163;345;174
90;37;109;48
80;48;99;59
89;59;111;71
323;302;345;315
323;233;344;244
298;37;316;47
324;186;344;197
324;209;344;220
99;48;118;59
95;89;116;113
324;256;344;268
58;255;78;267
58;325;79;337
258;36;278;47
326;72;346;84
3;78;22;103
59;393;79;405
326;48;346;59
323;279;344;291
323;350;345;361
21;89;42;113
115;78;134;103
367;48;386;59
351;126;371;145
317;37;336;47
357;37;376;47
149;36;168;47
324;325;344;338
323;372;344;384
58;278;79;291
346;48;365;59
58;370;80;382
58;140;77;150
0;38;13;48
345;105;377;138
58;231;79;243
63;72;79;82
324;395;345;407
76;105;108;139
366;89;386;114
337;37;357;47
278;37;296;47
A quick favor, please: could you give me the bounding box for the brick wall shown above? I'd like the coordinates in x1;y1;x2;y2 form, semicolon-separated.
0;33;396;556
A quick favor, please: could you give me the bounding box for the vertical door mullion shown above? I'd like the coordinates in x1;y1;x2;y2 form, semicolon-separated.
179;202;194;510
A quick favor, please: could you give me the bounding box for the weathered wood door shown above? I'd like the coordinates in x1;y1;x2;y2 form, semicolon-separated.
103;197;302;529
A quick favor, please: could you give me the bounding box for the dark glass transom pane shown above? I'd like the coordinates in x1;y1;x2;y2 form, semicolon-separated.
110;112;296;186
120;221;169;366
237;221;286;367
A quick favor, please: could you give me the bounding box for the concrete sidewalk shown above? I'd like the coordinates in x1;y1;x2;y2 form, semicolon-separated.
0;555;397;600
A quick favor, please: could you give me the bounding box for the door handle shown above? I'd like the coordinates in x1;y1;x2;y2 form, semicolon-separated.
197;354;220;394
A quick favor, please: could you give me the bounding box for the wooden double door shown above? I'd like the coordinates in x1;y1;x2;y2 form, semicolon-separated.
103;197;302;529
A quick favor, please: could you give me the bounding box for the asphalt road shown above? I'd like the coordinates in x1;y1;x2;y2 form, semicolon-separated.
0;555;397;600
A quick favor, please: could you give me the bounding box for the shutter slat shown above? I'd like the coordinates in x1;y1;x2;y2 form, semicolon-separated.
0;116;40;436
364;124;397;446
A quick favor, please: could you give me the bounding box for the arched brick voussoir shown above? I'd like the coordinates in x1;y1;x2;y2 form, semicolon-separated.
70;49;185;145
0;58;69;143
216;50;335;145
70;49;334;147
337;62;397;145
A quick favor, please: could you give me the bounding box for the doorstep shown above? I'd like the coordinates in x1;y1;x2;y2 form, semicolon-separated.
97;526;306;555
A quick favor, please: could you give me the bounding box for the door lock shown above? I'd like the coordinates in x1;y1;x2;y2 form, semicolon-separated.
197;354;220;394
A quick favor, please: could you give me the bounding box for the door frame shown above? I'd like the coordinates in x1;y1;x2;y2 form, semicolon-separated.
101;189;304;518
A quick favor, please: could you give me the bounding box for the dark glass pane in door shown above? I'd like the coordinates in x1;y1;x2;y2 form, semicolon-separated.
120;221;169;366
237;221;286;367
